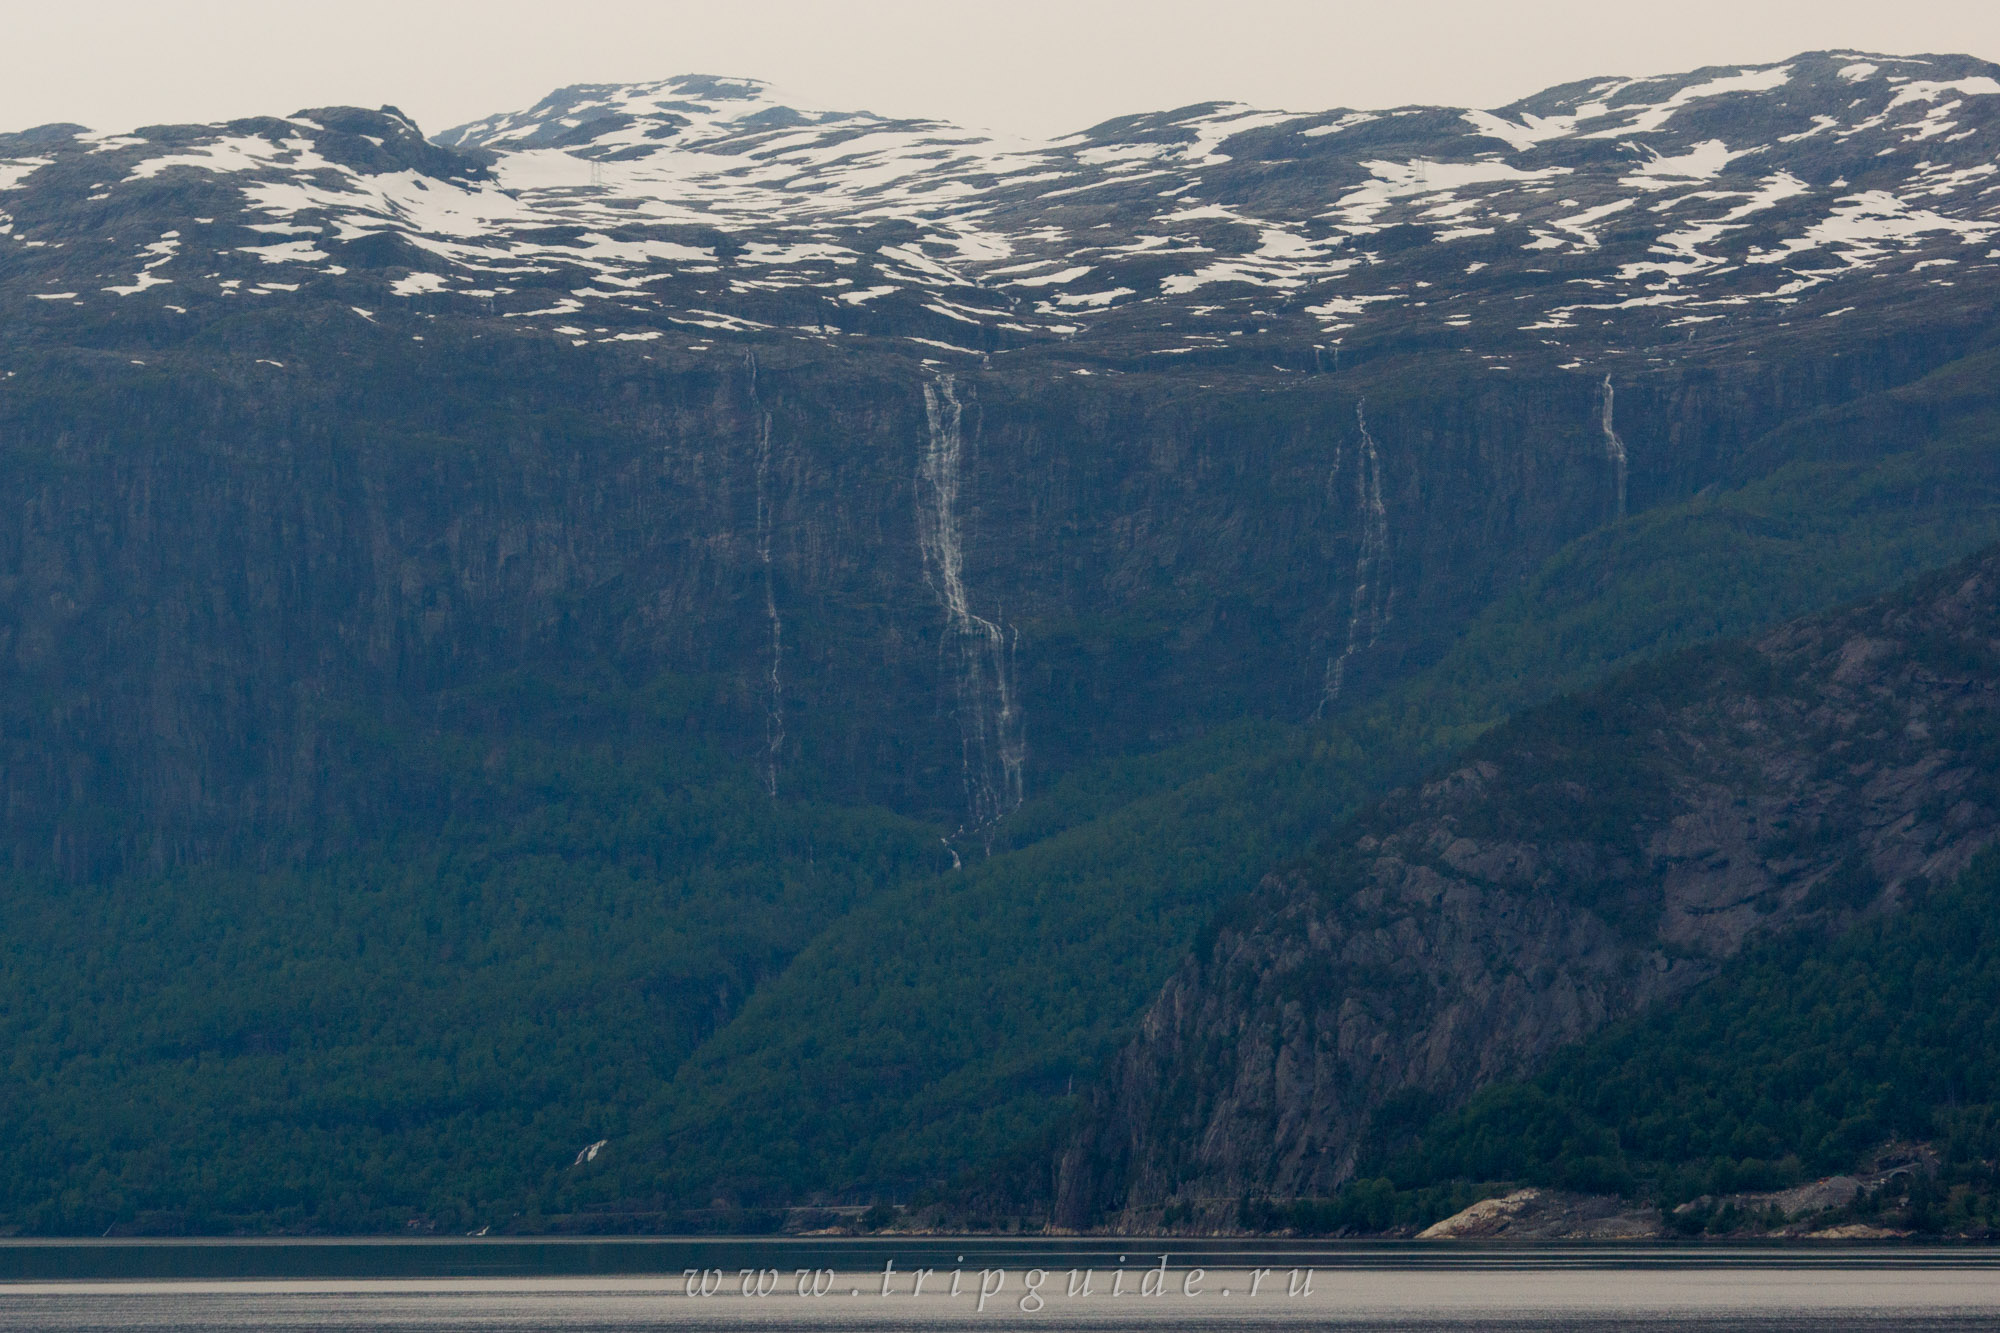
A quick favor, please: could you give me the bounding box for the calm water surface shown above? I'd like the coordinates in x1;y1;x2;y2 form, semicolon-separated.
0;1239;1995;1330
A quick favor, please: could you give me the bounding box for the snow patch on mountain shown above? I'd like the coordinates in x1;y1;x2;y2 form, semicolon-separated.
1582;66;1795;139
1888;77;2000;109
1462;110;1584;152
1625;139;1744;183
5;53;1999;362
0;158;51;190
1806;191;2000;264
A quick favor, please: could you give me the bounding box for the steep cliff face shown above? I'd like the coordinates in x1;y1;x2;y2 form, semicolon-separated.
6;54;2000;870
1056;546;2000;1226
8;313;1965;873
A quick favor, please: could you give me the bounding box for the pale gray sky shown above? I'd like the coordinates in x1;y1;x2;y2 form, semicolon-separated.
6;0;1999;140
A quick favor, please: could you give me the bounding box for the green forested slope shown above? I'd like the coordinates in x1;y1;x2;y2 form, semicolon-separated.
1120;536;2000;1235
0;689;942;1235
4;346;2000;1232
580;352;2000;1217
588;724;1369;1212
1374;346;2000;755
1305;848;2000;1237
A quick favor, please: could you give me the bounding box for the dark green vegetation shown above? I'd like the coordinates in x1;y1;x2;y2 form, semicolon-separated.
8;58;2000;1239
1054;512;2000;1230
5;331;2000;1231
1381;344;2000;754
1303;848;2000;1237
0;685;941;1235
587;345;2000;1218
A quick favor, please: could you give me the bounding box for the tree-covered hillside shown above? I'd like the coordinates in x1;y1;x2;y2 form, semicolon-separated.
6;57;2000;1236
1277;846;2000;1238
1056;529;2000;1227
4;336;1999;1232
0;681;942;1235
575;350;2000;1220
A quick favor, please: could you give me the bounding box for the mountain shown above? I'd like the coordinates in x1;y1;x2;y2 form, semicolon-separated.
4;52;2000;861
1054;544;2000;1228
9;54;1997;362
1371;843;2000;1238
1;52;1999;1232
609;348;2000;1220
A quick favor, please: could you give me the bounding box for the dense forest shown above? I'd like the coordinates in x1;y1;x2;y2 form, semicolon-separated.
1262;847;2000;1238
4;348;1998;1231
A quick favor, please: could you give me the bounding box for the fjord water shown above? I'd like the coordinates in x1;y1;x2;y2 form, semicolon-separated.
1;1241;1998;1330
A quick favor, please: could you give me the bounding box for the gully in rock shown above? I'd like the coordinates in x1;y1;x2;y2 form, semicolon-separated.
750;354;785;798
756;410;784;799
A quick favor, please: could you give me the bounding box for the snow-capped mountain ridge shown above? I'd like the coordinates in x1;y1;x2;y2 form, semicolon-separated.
3;53;1998;365
435;75;882;154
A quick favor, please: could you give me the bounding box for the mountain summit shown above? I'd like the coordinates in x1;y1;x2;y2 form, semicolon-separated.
3;52;1997;365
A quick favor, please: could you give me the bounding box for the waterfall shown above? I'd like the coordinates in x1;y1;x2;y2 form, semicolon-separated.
917;372;1026;830
755;411;785;798
1600;374;1628;521
1322;401;1393;711
750;356;784;798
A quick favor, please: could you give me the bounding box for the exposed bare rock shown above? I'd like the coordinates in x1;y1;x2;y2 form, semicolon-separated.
1679;1144;1938;1226
1803;1223;1911;1240
1418;1188;1664;1240
1057;549;2000;1227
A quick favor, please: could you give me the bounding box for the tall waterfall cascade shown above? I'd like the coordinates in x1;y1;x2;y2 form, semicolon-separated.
1322;401;1394;710
1601;374;1629;522
917;373;1027;831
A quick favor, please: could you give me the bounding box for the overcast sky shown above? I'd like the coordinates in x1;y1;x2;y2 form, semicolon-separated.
6;1;1999;140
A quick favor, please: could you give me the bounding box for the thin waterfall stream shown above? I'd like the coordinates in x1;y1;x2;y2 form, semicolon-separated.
917;372;1026;833
1322;400;1393;710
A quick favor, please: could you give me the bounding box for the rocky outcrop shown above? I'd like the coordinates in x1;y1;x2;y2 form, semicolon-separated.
1057;547;2000;1227
1675;1143;1938;1233
1418;1188;1663;1240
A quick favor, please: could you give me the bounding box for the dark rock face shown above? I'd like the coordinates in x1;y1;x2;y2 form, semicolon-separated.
1056;549;2000;1227
2;317;1977;876
5;55;2000;870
